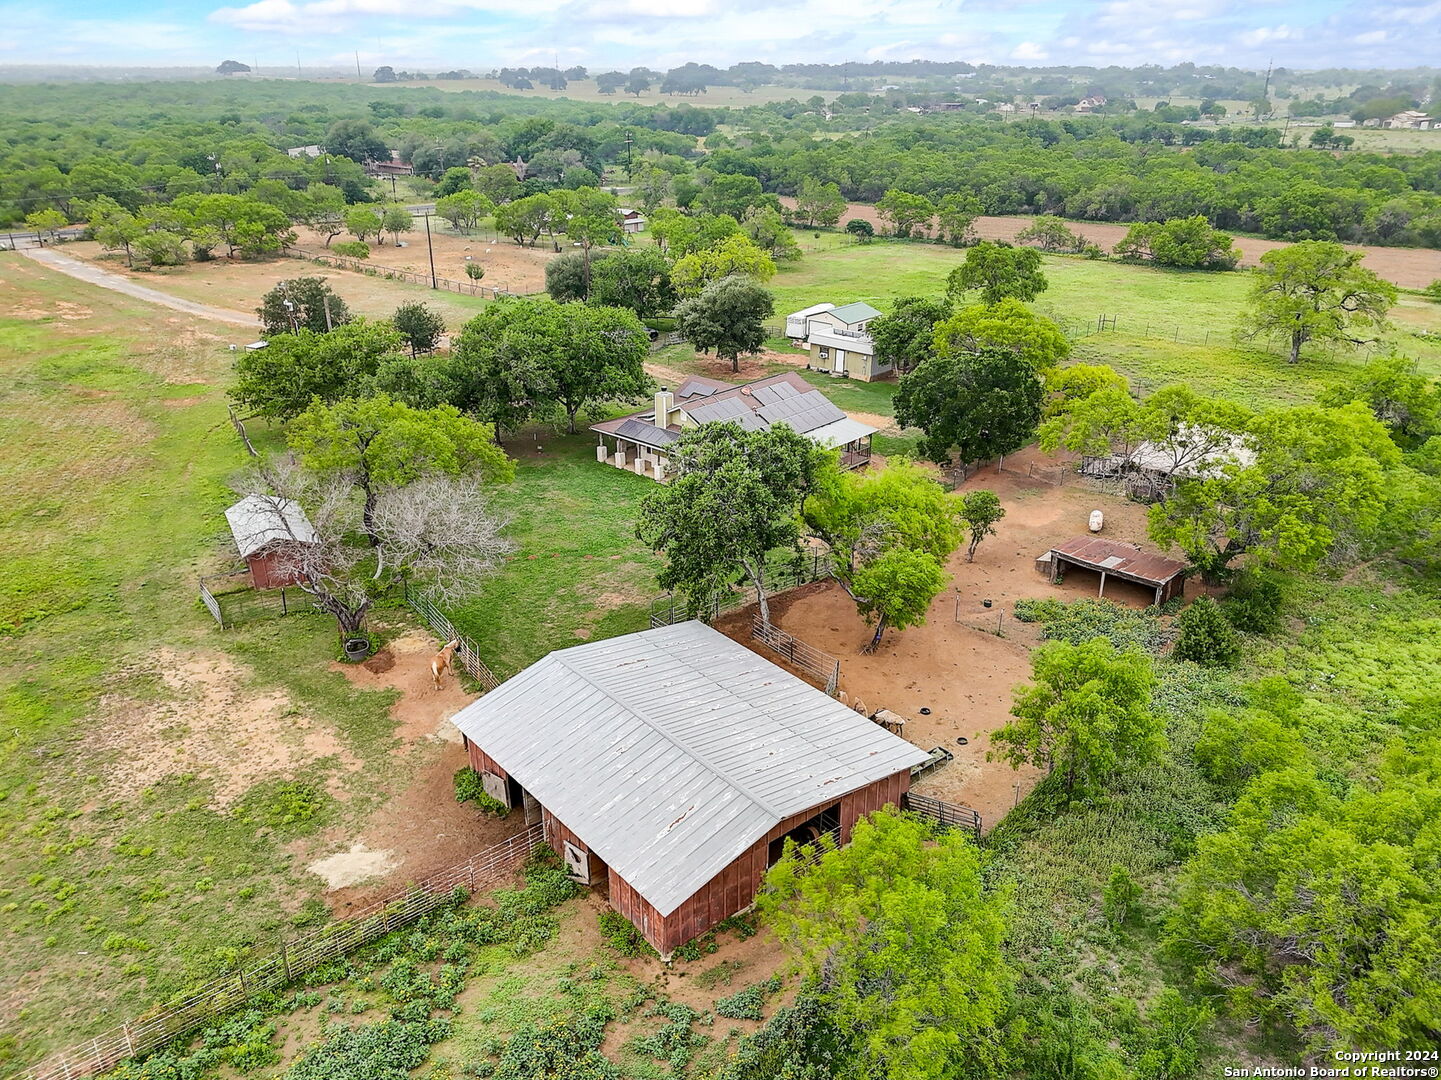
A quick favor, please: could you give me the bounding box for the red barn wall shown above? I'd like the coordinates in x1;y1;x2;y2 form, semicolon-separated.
601;768;912;956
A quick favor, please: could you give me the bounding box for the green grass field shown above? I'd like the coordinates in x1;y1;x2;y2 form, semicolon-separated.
0;256;437;1065
444;428;663;677
772;235;1441;408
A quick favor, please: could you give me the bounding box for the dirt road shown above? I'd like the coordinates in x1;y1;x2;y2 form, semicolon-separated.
17;247;261;327
783;198;1441;289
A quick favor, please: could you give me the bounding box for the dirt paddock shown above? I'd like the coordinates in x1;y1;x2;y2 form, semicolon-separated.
717;462;1166;830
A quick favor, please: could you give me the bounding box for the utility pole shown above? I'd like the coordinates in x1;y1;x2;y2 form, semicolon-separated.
296;50;301;79
624;130;633;175
355;51;362;80
423;213;437;289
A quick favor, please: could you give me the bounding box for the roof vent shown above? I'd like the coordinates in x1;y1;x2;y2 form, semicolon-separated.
740;387;753;396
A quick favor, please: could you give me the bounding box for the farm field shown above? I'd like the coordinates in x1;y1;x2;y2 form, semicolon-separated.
782;198;1441;289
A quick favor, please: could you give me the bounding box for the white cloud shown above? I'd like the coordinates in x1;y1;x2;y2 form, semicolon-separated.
1012;40;1049;59
210;0;562;34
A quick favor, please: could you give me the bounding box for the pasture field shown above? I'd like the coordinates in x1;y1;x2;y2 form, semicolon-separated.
381;76;837;108
0;256;417;1064
770;235;1441;407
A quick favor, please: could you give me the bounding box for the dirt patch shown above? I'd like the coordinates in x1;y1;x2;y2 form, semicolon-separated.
781;197;1441;290
322;741;530;913
331;629;469;745
87;647;361;807
715;462;1162;829
307;843;398;889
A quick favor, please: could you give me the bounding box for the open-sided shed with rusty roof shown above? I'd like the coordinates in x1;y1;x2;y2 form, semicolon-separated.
1046;537;1187;606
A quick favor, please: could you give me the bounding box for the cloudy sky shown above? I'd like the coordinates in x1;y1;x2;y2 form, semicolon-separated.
2;0;1438;71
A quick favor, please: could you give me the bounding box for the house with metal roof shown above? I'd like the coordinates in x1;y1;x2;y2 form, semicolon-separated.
224;494;317;589
450;621;928;956
784;300;890;381
589;371;876;481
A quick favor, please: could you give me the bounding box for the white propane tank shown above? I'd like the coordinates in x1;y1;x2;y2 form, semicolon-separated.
1089;509;1104;533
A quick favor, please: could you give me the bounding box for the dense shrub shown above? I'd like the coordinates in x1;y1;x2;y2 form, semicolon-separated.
596;910;656;958
714;977;783;1020
452;768;509;816
1220;569;1285;635
1013;597;1167;653
1172;597;1242;667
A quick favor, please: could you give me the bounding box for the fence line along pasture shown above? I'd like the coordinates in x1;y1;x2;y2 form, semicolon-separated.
9;825;545;1080
1054;312;1390;361
285;247;517;300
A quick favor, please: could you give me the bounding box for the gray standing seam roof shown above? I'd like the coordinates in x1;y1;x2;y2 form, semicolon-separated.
449;621;928;917
224;495;317;559
614;418;680;447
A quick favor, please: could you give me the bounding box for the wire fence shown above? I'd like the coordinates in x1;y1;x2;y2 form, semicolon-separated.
286;247;518;300
648;551;833;628
9;825;545;1080
1050;311;1395;361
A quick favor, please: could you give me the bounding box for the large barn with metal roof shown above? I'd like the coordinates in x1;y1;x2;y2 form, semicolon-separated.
590;372;876;481
449;620;927;956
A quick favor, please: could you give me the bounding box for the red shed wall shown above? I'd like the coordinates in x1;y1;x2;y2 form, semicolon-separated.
603;768;913;955
466;742;508;780
246;550;301;590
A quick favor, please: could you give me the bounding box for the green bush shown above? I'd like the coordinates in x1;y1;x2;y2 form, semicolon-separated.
1014;597;1165;653
1173;597;1241;667
1101;866;1141;927
452;768;509;816
1220;569;1284;635
597;909;656;958
714;977;783;1021
332;240;370;259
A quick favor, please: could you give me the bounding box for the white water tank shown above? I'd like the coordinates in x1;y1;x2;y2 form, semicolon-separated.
1089;509;1104;533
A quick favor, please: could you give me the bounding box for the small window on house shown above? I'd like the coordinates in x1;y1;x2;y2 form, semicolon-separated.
818;347;830;360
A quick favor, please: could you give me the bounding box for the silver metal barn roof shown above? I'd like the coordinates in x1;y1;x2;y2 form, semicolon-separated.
449;621;928;917
224;495;317;559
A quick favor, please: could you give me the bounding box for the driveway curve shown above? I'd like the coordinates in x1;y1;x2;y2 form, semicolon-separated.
18;248;261;328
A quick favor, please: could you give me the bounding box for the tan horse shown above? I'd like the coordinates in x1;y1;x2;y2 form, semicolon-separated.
431;639;460;690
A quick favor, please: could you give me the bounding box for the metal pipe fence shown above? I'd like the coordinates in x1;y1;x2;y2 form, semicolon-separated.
906;792;983;844
407;592;501;691
9;825;544;1080
285;247;517;299
750;615;842;697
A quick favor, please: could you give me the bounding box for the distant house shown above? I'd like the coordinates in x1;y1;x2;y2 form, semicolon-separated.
285;145;322;159
927;101;968;112
617;208;647;234
1074;94;1107;114
224;495;317;589
996;102;1017;114
1383;110;1435;129
365;151;415;177
450;620;928;957
590;372;877;481
785;301;889;381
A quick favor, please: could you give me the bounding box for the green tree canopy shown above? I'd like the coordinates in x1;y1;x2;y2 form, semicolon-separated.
959;489;1006;562
588;248;676;316
792;177;846;227
1015;215;1085;253
674;275;775;372
1172;595;1241;667
894;345;1045;465
933;297;1070;370
1114;215;1241;269
1148;402;1401;579
636;422;824;624
1317;354;1440;448
258;276;353;336
232;318;401;420
759;809;1015;1080
867;296;952;376
936;192;984;246
391;301;446;358
671;234;776;297
851;547;949;652
1168;743;1441;1051
875;189;935;237
434;189;494;232
287;395;513;543
946;241;1048;304
991;637;1162;796
1238;240;1397;364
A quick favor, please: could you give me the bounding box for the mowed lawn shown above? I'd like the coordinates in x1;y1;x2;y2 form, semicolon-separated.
445;428;664;676
773;234;1441;409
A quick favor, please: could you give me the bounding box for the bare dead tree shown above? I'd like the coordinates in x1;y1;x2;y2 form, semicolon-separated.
234;458;513;638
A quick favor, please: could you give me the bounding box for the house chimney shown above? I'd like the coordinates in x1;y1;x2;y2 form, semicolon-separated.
654;386;674;427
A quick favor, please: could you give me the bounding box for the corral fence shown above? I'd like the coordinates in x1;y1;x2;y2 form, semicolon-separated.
750;615;841;696
9;825;545;1080
407;592;501;691
905;792;983;844
648;550;833;629
198;570;296;629
285;247;518;300
998;458;1070;486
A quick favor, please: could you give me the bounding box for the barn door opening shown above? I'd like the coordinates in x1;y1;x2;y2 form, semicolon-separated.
768;803;840;867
